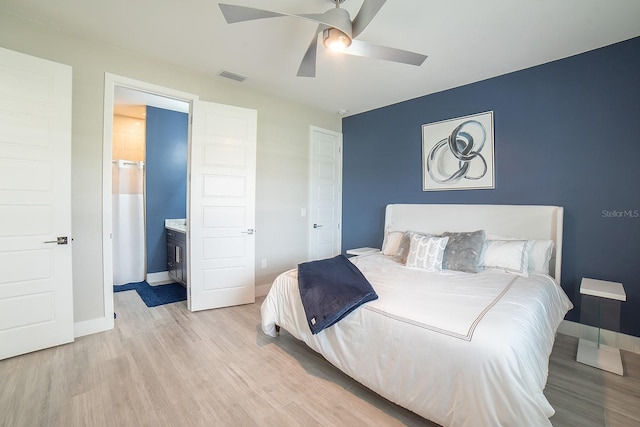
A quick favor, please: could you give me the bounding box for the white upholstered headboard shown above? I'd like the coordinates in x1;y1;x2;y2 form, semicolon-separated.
384;204;564;285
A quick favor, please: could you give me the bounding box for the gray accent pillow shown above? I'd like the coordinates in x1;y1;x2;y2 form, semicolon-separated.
442;230;486;273
393;231;434;264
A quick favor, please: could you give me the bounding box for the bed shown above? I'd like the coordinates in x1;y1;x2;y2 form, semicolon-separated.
261;204;573;427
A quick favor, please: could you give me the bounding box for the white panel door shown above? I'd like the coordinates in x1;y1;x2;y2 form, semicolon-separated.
0;47;73;360
189;100;256;311
308;126;342;260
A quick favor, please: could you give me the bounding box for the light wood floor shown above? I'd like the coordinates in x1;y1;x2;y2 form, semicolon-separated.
1;291;639;426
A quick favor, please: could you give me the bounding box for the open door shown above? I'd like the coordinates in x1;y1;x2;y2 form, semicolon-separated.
0;47;74;359
188;100;257;311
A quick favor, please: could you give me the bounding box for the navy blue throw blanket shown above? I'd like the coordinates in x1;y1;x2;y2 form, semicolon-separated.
298;254;378;334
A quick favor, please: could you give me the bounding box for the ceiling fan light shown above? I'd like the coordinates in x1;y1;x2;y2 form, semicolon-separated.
323;28;352;52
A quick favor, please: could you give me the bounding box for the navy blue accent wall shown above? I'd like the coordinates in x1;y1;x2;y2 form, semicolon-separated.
342;37;640;337
145;106;188;274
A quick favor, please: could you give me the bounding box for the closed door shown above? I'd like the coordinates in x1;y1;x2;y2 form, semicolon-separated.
308;126;342;260
0;47;73;360
188;100;257;311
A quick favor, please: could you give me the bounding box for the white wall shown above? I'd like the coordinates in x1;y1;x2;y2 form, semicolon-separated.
0;11;341;323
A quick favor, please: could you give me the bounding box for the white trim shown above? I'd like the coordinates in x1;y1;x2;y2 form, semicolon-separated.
558;320;640;355
255;283;272;298
146;271;172;285
74;316;113;338
102;73;199;336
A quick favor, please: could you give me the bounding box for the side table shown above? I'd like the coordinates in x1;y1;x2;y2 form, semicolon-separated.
576;277;626;375
346;247;380;257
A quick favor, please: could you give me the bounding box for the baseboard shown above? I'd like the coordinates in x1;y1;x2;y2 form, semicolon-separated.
74;315;114;338
255;283;271;298
147;271;172;285
559;320;640;355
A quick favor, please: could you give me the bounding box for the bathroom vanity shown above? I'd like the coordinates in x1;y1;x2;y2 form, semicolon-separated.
165;219;187;286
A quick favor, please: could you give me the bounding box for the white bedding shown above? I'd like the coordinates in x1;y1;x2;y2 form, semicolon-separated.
261;253;573;427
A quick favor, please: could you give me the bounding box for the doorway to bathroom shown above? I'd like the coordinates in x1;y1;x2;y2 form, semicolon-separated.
102;73;257;328
111;85;190;301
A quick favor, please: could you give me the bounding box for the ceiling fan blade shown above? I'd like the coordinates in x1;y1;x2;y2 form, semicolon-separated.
297;25;327;77
219;4;351;35
351;0;387;38
218;4;286;23
344;39;427;66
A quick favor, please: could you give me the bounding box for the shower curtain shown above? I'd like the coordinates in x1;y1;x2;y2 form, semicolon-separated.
112;160;145;286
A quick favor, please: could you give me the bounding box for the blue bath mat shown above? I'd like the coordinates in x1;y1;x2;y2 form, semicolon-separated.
114;281;186;307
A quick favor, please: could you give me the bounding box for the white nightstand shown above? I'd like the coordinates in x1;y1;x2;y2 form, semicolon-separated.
576;277;626;375
346;247;380;256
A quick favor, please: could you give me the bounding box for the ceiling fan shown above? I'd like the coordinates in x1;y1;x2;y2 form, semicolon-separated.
218;0;427;77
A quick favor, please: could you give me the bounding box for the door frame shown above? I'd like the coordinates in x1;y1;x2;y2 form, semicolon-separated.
100;73;198;333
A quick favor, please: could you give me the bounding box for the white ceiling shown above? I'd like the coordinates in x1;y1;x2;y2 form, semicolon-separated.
2;0;639;116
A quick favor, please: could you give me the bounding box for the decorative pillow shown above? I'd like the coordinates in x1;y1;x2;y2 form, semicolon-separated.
441;230;486;273
482;240;531;276
527;240;554;274
406;234;449;272
487;234;554;274
381;231;404;256
393;231;433;264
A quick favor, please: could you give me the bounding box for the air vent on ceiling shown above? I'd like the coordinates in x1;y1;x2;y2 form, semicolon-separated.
218;70;247;82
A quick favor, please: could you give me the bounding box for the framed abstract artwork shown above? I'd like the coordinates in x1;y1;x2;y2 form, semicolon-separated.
422;111;495;191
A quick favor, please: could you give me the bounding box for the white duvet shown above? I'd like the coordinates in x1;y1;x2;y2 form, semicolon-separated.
261;254;573;427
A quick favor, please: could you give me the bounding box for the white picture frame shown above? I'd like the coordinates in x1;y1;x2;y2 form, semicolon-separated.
422;111;495;191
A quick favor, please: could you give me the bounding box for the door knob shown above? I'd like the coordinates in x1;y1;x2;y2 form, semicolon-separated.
313;224;322;228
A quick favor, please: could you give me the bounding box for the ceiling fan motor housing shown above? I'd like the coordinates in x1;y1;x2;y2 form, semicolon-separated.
323;7;353;39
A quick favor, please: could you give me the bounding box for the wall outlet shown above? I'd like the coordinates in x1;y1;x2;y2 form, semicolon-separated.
261;259;267;269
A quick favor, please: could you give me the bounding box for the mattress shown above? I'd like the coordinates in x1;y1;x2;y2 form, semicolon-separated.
261;253;573;427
